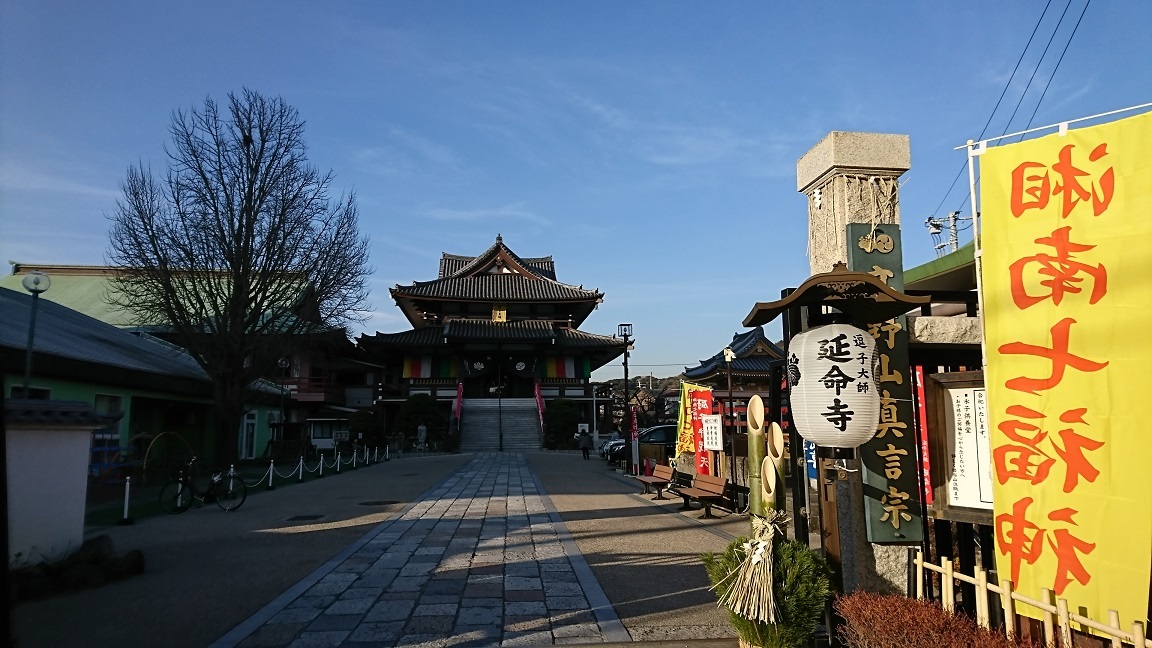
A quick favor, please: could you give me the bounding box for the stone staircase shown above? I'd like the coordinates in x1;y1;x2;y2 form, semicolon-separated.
458;398;541;452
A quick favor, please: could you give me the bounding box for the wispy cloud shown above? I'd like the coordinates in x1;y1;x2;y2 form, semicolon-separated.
425;203;547;225
0;161;120;198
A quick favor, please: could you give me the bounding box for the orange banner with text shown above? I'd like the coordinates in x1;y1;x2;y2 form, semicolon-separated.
981;110;1152;627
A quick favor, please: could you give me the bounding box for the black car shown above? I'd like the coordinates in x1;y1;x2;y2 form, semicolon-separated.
606;424;678;464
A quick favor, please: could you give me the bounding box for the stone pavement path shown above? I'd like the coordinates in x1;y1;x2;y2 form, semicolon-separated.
215;452;631;648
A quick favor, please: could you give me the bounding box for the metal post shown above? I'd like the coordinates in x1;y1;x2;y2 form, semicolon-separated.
497;374;504;452
724;347;735;484
619;324;635;473
21;272;51;396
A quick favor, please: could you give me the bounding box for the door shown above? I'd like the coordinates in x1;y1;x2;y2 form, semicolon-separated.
240;411;257;459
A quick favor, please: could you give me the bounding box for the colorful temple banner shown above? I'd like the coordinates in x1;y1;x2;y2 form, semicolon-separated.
674;381;713;473
540;356;591;378
402;355;458;379
981;110;1152;626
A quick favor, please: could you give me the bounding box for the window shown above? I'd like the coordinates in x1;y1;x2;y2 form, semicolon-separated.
9;386;50;399
93;394;124;438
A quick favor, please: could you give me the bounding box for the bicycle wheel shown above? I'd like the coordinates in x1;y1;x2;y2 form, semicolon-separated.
214;473;248;512
159;479;195;514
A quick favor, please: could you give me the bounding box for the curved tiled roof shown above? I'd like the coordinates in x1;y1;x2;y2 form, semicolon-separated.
0;287;207;379
555;328;625;349
444;319;557;341
684;355;783;379
393;273;600;302
357;327;445;348
357;322;624;351
682;326;785;378
440;253;556;280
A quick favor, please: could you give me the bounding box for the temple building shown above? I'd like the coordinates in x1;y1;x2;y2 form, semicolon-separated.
682;325;785;433
358;235;626;451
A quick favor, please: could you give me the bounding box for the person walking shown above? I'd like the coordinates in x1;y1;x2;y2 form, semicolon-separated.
578;430;593;460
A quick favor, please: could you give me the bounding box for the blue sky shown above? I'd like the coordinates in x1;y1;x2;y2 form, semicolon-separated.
2;1;1150;381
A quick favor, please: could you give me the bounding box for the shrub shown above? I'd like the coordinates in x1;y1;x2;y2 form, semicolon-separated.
701;538;832;648
835;591;1042;648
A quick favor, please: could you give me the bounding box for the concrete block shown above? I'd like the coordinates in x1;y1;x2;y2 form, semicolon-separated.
797;131;910;192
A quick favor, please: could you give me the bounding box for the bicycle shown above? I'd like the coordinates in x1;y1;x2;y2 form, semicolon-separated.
158;456;248;513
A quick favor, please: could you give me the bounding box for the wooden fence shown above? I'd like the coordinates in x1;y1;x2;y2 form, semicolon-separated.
914;550;1149;647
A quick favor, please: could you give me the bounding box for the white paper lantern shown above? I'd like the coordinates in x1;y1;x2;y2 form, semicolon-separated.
787;322;881;448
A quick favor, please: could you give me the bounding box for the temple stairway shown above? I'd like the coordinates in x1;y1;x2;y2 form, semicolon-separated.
458;398;541;452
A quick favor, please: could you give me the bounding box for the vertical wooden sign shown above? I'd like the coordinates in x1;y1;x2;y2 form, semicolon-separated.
846;223;924;544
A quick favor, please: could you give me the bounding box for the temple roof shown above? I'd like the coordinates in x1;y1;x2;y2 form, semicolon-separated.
360;321;624;351
390;235;603;328
683;326;785;380
393;273;600;302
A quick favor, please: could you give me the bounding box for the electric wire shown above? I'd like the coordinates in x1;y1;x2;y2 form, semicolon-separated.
1019;0;1093;137
999;0;1076;141
948;0;1089;215
927;0;1055;220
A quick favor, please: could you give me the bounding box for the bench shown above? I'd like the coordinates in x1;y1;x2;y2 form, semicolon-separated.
637;464;676;500
669;472;729;519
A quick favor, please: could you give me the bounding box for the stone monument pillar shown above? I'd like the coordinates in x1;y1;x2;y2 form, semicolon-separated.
796;131;911;594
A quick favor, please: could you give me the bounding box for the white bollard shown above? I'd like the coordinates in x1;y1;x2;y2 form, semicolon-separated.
385;445;390;461
117;476;134;525
298;456;304;482
267;459;276;490
318;453;325;478
336;451;342;473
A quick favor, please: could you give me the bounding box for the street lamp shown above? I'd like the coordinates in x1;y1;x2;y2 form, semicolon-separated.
21;271;51;398
617;323;634;472
277;357;290;440
723;346;736;485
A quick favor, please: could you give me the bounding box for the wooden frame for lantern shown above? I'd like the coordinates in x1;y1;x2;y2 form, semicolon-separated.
742;263;929;557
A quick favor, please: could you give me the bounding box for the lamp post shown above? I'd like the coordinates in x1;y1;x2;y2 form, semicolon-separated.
618;323;634;473
723;346;736;485
21;271;51;397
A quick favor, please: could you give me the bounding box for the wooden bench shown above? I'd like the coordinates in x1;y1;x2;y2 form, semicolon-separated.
669;472;729;519
637;464;675;500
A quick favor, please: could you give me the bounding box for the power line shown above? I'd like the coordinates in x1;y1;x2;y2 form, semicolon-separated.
927;0;1055;221
1020;0;1092;136
1001;0;1077;139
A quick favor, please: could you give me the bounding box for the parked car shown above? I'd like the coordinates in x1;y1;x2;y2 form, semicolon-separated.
606;424;678;464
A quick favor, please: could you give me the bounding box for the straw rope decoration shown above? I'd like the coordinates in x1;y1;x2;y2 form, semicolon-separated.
714;509;790;624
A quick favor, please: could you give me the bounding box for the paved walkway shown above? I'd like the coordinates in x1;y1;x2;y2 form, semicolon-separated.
216;452;632;647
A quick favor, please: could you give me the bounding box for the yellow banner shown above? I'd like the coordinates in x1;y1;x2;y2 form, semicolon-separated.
981;110;1152;626
676;381;710;458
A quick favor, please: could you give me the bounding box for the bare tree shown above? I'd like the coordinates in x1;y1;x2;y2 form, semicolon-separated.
107;88;371;462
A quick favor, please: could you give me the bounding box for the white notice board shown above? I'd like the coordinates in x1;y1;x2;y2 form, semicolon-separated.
944;387;993;511
701;415;723;451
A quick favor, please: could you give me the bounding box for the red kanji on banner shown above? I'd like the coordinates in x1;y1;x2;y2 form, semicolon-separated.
1010;143;1115;219
998;318;1108;394
1008;226;1108;310
994;406;1103;493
